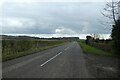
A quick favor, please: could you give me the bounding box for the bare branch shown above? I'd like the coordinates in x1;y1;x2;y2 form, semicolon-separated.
98;18;113;27
101;0;119;25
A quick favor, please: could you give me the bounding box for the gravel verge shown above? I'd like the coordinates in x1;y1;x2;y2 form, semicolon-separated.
83;53;120;78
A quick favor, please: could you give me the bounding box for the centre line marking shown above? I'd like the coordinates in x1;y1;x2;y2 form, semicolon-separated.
40;52;62;67
65;47;69;50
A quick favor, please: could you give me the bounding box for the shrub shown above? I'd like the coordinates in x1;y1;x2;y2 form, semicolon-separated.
111;20;120;55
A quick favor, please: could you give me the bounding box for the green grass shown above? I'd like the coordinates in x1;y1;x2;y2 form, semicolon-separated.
79;40;116;57
2;39;65;61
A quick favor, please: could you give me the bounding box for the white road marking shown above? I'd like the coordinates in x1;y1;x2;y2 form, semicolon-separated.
40;52;62;67
65;49;67;50
65;47;69;50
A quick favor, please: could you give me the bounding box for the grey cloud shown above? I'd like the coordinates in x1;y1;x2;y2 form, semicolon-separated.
2;2;111;34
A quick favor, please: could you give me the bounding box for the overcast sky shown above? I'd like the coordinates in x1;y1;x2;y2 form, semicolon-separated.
0;0;114;38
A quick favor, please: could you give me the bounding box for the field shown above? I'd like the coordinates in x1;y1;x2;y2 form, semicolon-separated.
2;39;65;61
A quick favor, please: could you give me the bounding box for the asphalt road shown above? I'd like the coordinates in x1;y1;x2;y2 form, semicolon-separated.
2;41;92;78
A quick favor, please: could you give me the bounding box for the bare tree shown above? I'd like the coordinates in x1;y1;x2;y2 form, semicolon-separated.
101;0;119;25
90;34;101;39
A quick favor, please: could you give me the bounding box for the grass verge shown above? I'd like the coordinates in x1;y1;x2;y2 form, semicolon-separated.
79;40;116;57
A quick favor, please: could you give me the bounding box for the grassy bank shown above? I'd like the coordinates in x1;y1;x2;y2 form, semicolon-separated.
2;39;65;61
79;40;116;57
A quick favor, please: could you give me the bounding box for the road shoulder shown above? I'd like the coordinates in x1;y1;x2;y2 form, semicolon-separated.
83;53;119;78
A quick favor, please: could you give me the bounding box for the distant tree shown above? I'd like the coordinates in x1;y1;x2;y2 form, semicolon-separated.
90;34;101;40
85;36;92;44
